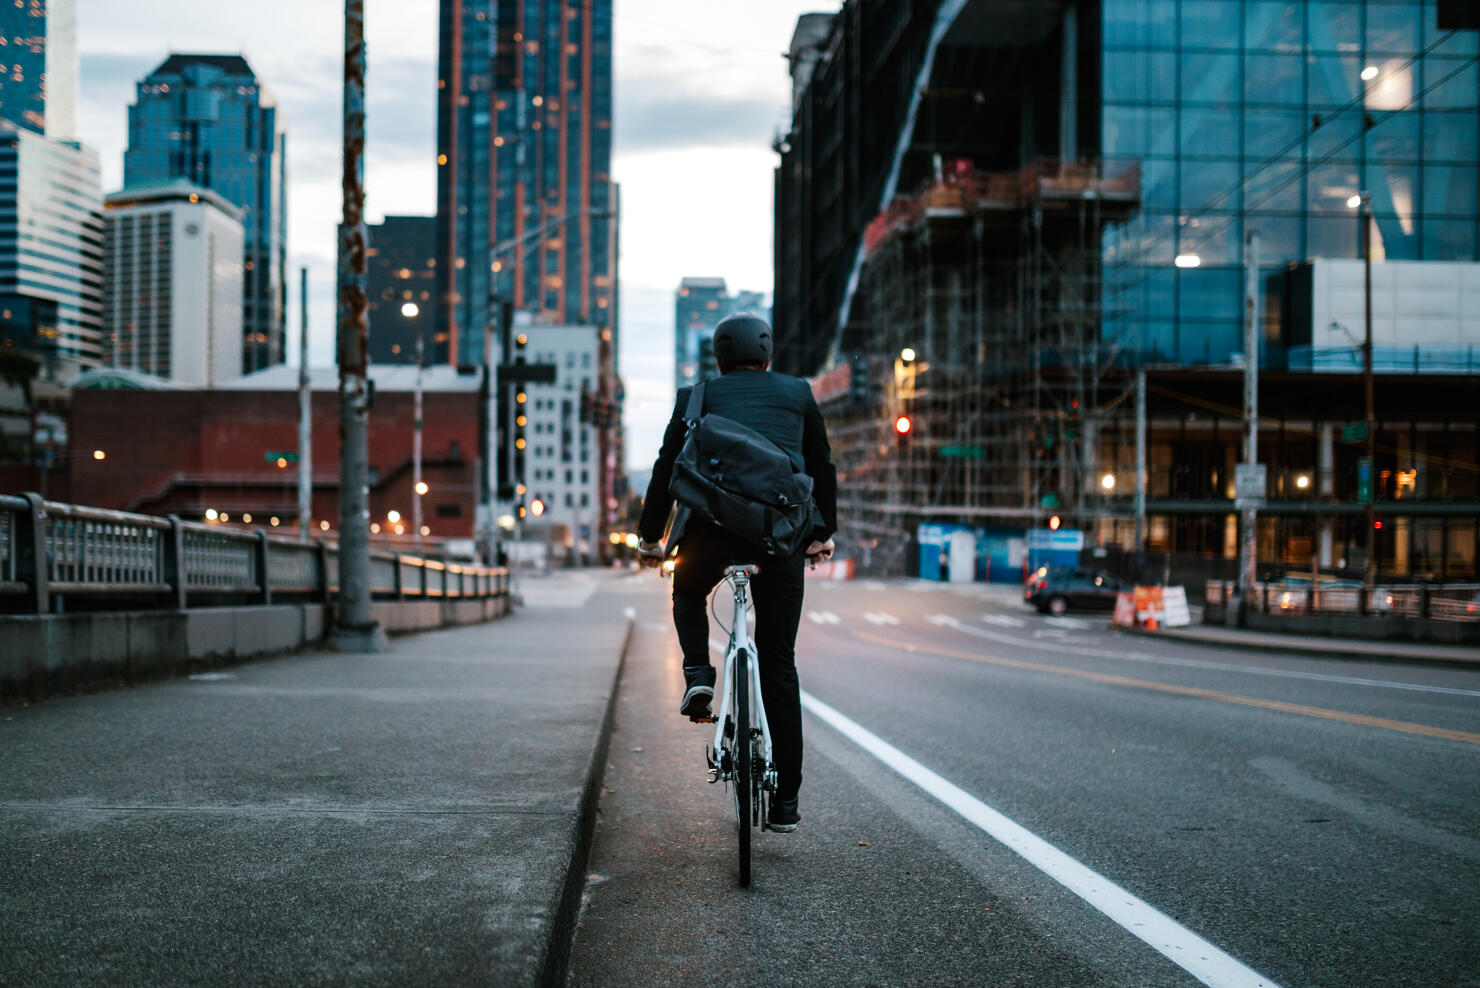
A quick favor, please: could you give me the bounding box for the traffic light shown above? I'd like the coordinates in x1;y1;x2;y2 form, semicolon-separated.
894;415;912;437
1049;514;1062;531
1373;516;1383;530
530;498;546;518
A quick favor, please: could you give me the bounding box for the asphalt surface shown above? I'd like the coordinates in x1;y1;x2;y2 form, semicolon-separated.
569;576;1480;987
0;571;631;987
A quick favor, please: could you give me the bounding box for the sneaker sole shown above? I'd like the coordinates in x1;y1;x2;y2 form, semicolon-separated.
679;684;713;720
767;820;799;833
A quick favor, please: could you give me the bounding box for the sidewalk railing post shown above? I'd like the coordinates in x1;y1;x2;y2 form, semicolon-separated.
18;492;48;614
316;539;332;604
255;531;273;606
165;516;187;610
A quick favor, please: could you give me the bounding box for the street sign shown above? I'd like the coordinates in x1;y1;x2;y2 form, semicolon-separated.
1357;456;1372;503
1039;492;1059;509
938;445;985;459
499;362;557;384
1234;463;1266;509
265;451;299;464
1341;422;1367;442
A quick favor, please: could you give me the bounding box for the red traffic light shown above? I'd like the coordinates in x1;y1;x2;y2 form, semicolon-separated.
1049;514;1062;531
894;415;912;436
1373;516;1383;530
530;498;546;517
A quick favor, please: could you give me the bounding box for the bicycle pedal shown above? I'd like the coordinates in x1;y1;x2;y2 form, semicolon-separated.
689;714;717;723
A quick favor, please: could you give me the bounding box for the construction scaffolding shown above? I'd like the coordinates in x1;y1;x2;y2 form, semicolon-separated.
828;159;1140;574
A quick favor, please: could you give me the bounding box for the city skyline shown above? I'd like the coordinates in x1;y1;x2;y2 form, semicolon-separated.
71;0;831;468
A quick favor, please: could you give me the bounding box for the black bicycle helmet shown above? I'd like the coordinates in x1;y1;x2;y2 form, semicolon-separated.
712;313;773;367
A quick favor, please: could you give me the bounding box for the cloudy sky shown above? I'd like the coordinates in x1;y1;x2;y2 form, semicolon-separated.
75;0;838;469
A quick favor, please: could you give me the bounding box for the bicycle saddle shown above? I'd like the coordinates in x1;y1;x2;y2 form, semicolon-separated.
722;563;761;577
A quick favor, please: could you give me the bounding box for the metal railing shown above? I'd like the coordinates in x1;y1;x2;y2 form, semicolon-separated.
1205;579;1480;623
0;493;509;614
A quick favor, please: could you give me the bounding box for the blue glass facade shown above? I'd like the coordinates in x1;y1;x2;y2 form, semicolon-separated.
0;122;103;376
437;0;615;367
1101;0;1480;365
124;54;287;373
0;0;75;138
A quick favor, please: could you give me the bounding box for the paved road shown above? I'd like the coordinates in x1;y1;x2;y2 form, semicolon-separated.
569;575;1480;986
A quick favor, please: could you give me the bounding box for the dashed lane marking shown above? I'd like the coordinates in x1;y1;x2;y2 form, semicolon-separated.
1045;616;1089;629
807;610;841;625
854;630;1480;746
982;613;1026;628
863;612;901;626
799;689;1283;988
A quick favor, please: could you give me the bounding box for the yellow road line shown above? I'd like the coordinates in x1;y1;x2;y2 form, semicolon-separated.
854;631;1480;746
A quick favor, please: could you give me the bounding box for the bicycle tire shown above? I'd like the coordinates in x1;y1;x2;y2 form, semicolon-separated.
734;647;751;887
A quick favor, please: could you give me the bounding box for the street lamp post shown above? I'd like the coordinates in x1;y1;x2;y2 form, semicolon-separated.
1356;193;1378;599
408;302;424;549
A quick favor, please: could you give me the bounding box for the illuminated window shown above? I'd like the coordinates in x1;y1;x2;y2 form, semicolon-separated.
437;153;447;165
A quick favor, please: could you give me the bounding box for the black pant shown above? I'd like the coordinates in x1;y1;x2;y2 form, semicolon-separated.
671;522;806;801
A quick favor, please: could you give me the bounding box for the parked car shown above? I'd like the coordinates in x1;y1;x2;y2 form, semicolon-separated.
1025;567;1123;615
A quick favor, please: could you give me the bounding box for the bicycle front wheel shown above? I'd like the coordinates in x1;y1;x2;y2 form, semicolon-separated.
734;647;751;888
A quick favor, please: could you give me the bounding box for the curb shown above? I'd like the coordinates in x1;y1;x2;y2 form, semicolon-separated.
1113;623;1480;669
538;615;634;986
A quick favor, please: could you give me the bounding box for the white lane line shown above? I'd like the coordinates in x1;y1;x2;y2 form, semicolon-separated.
863;612;901;626
799;690;1281;988
931;615;1480;699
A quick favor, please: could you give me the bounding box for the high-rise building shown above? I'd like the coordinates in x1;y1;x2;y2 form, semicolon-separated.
673;277;768;388
0;121;102;381
102;180;244;387
124;54;288;374
1102;0;1480;365
0;0;76;139
513;316;601;537
436;0;616;367
367;216;440;365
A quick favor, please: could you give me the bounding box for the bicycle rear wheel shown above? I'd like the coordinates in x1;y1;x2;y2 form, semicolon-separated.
734;647;751;887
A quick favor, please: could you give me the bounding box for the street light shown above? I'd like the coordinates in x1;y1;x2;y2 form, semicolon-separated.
400;301;419;318
900;347;916;362
1361;65;1379;81
415;481;429;496
1174;253;1201;269
1349;191;1378;597
1101;473;1116;491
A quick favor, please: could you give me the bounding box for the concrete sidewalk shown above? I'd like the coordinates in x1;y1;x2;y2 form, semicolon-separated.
1124;620;1480;666
0;570;631;987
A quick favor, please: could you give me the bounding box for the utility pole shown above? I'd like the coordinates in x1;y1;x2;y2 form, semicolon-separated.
1134;367;1145;563
332;0;385;652
1362;197;1377;597
298;267;312;541
1239;231;1261;599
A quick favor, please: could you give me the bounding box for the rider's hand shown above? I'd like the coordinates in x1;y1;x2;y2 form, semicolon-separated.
805;538;835;562
637;540;665;569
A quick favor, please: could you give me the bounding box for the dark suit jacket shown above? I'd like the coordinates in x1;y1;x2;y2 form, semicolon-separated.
639;368;838;548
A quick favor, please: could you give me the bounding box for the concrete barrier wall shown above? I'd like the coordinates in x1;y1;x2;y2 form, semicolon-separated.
1;596;513;701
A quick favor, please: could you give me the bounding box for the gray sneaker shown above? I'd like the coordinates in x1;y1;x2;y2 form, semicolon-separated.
680;665;715;721
767;797;800;832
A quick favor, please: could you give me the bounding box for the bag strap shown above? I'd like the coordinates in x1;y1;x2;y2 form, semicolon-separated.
683;381;706;424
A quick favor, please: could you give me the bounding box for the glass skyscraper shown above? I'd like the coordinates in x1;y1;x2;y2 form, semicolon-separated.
124;54;288;373
1102;0;1480;366
436;0;615;367
0;0;76;139
0;122;103;378
673;277;767;388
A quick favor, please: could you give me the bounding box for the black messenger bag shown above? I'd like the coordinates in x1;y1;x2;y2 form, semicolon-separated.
667;381;818;557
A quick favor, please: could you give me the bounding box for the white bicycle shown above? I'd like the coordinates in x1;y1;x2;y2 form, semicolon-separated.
702;563;777;888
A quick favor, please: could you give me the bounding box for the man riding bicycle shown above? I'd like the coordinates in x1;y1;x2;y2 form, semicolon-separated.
637;313;837;833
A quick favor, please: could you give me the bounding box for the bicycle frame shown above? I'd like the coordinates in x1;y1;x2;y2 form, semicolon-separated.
709;568;776;794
